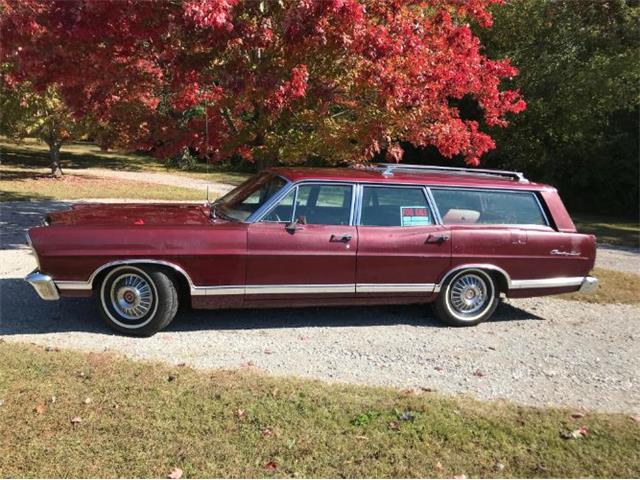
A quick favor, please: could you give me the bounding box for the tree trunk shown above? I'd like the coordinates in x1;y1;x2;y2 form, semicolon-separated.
49;143;63;177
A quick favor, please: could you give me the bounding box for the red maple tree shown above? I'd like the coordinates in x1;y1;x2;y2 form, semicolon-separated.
1;0;525;167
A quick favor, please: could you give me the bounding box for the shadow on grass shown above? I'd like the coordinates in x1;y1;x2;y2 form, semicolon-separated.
1;142;155;172
0;277;543;336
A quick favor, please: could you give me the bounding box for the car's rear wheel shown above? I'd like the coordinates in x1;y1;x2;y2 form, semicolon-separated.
434;269;498;327
97;265;178;336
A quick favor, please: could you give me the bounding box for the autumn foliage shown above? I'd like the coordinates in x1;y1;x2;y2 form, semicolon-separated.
1;0;525;167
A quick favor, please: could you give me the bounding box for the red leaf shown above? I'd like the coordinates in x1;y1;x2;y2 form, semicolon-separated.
264;461;277;471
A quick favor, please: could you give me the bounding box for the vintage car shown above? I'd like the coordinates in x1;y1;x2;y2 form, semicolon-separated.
25;164;598;336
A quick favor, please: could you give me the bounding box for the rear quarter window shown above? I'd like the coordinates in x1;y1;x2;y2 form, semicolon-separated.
431;188;547;226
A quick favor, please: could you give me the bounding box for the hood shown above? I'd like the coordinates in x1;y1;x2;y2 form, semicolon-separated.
45;203;214;227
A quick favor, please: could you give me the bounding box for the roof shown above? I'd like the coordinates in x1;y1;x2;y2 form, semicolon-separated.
269;167;552;191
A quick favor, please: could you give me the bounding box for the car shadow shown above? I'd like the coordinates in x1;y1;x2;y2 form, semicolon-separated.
0;277;544;336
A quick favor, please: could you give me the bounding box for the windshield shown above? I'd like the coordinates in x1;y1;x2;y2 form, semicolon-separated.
215;173;288;221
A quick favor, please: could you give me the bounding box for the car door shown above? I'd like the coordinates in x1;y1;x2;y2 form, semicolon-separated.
245;182;357;302
355;185;451;296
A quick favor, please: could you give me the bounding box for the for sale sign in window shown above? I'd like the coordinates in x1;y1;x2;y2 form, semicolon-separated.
400;206;431;226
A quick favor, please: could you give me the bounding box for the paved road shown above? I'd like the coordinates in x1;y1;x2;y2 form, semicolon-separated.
1;200;639;414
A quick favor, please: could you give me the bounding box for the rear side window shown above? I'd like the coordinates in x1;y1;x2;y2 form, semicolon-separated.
431;188;547;226
360;186;433;227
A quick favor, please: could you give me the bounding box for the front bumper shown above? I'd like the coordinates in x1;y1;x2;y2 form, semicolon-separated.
25;270;60;301
579;276;598;294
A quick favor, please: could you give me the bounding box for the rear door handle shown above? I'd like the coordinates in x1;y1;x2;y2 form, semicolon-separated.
330;234;352;243
426;234;450;244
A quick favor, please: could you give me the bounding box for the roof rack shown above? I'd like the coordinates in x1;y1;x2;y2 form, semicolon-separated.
373;163;528;183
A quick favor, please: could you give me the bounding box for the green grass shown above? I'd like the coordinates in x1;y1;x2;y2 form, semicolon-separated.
0;342;638;478
574;214;639;249
0;138;251;185
560;267;640;305
0;168;206;201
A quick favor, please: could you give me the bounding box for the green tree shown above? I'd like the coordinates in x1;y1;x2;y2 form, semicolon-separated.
0;83;85;176
481;0;640;216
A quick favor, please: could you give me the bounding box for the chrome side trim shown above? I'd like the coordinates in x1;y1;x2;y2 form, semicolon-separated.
247;284;354;295
510;277;584;289
56;280;92;291
356;283;436;293
434;264;512;293
25;270;60;300
201;286;244;296
25;232;42;270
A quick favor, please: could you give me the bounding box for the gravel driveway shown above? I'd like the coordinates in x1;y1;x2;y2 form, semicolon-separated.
1;200;639;414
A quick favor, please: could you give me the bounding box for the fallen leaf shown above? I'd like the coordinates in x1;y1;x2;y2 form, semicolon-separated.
488;346;496;351
168;467;183;479
264;461;277;471
435;462;443;471
264;348;273;355
240;360;255;368
473;369;484;377
571;411;585;419
454;475;467;479
177;362;186;367
34;403;46;415
50;396;57;404
235;408;246;419
389;421;400;430
397;411;415;422
70;416;82;426
561;426;588;439
354;435;368;440
167;374;177;382
421;386;436;392
0;399;4;407
45;346;59;352
495;462;506;471
84;397;92;405
630;415;640;423
261;427;273;438
434;366;443;371
271;388;279;397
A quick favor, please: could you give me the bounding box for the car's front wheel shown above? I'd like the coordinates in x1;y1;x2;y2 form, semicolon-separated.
434;269;498;327
97;265;178;336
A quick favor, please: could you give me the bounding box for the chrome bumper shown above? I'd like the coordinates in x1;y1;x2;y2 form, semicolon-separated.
25;270;60;300
579;276;598;294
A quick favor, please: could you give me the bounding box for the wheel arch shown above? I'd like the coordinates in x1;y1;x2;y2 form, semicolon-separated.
434;264;511;294
90;260;194;301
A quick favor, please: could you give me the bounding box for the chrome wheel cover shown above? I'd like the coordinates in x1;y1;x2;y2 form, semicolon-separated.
110;273;153;320
101;266;158;329
447;272;490;319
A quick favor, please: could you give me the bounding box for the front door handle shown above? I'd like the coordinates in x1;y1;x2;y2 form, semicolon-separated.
330;234;352;243
425;234;450;244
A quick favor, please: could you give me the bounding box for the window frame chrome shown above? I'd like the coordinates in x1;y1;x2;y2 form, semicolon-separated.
354;182;440;228
427;186;551;228
252;180;358;226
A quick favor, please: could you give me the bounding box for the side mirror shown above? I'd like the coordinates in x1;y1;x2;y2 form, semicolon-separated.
285;216;306;233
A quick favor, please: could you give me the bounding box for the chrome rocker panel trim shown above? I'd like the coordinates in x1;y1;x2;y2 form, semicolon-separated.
49;260;598;298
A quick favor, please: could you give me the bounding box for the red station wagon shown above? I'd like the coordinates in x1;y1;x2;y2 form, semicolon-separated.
25;164;598;336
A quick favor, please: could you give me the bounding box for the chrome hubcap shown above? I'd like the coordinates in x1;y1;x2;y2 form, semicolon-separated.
449;273;489;316
110;273;153;320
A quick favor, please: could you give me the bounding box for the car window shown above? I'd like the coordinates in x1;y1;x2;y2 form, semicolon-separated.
263;184;353;225
360;186;433;227
431;188;547;226
216;173;288;221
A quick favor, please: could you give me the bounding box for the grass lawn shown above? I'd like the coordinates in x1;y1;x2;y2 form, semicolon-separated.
0;342;638;478
0;168;206;202
560;267;640;305
0;137;251;183
574;214;639;249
